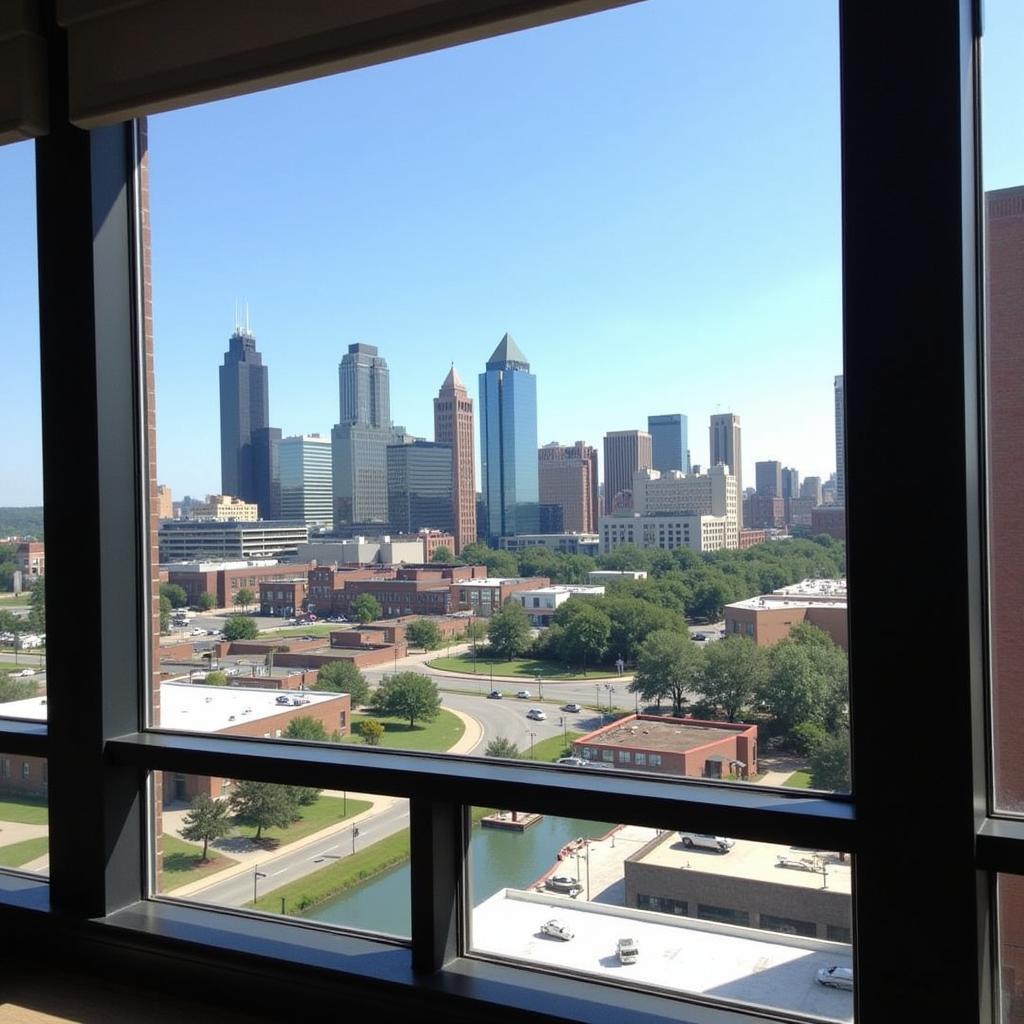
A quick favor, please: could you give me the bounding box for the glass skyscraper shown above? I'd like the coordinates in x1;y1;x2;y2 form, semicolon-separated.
648;413;689;474
479;333;539;540
387;441;454;535
280;434;333;527
218;326;269;507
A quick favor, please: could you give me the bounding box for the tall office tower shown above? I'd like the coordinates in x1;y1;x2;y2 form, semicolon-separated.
800;475;823;504
603;430;652;513
755;460;783;497
433;366;476;553
538;441;599;533
781;467;800;499
648;414;689;474
709;413;743;528
834;374;846;506
156;484;173;520
279;434;333;527
251;426;281;519
219;324;269;506
479;333;539;540
387;441;454;535
339;343;390;427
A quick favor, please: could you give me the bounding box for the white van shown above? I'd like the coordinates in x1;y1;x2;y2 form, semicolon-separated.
678;832;735;853
617;938;639;964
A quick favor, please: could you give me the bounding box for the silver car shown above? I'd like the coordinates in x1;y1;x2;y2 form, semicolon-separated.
540;919;574;941
679;832;735;853
816;965;854;990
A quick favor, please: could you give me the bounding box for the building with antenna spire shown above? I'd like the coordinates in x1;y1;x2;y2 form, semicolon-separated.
479;333;539;540
434;364;476;552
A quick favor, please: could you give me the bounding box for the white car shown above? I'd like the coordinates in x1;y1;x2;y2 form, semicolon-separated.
562;703;582;713
679;832;735;853
540;919;573;941
556;756;590;768
526;707;546;721
516;689;531;699
816;965;854;990
13;668;36;677
617;937;639;964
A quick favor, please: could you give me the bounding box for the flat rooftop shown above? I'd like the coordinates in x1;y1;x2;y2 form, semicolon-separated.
773;578;847;598
637;832;852;896
159;681;342;732
519;586;605;596
456;577;536;587
579;717;743;753
471;889;852;1023
728;594;848;612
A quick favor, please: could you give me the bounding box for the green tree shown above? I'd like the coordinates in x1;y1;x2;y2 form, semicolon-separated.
179;793;232;861
314;661;370;707
458;541;494;565
228;780;299;840
222;615;259;641
197;591;217;611
204;670;228;686
464;620;488;647
27;577;45;632
352;593;382;623
485;737;521;759
0;609;22;645
699;635;766;722
631;629;706;716
376;671;442;729
0;672;36;703
160;582;188;608
430;546;454;563
358;719;385;745
809;730;851;791
284;716;329;741
233;587;256;611
559;603;611;672
159;594;172;633
405;618;443;651
487;600;532;660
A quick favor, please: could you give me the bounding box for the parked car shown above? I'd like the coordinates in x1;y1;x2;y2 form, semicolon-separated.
516;689;531;699
693;632;707;641
487;689;503;699
617;937;639;964
678;832;735;853
544;875;582;895
816;965;854;990
526;707;546;721
13;668;35;677
540;919;574;941
562;703;582;713
556;756;590;768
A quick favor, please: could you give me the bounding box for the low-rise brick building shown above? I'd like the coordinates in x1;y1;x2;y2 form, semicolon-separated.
452;577;552;617
574;714;758;779
259;578;308;617
723;578;848;650
166;560;311;608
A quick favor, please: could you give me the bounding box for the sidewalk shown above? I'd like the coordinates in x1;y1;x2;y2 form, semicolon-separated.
0;821;49;874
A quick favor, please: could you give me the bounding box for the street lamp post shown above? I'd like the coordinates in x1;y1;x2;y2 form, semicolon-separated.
529;731;536;759
535;669;542;700
352;825;360;854
253;864;266;905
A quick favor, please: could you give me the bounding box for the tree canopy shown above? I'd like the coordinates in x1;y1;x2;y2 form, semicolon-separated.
222;615;259;641
698;635;766;722
430;546;454;563
405;618;443;651
179;793;232;860
375;671;442;728
233;587;256;610
284;716;330;741
160;583;188;608
631;629;705;716
485;737;521;759
228;780;308;840
197;591;217;611
487;601;533;660
352;593;382;624
313;661;370;707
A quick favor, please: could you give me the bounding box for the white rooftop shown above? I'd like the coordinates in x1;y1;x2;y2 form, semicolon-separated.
518;586;605;596
472;889;852;1022
774;578;847;598
457;577;536;587
161;559;280;572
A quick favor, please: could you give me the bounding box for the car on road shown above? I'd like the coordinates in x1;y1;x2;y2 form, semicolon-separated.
816;965;854;990
561;703;582;713
540;919;574;941
617;937;639;964
679;832;735;853
13;668;35;677
487;689;503;699
516;689;531;699
556;756;590;768
693;632;707;641
526;707;546;721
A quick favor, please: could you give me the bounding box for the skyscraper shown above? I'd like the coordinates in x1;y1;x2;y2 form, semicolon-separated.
279;434;333;527
251;426;282;519
648;414;689;474
781;466;800;499
834;374;846;506
339;343;390;427
603;430;652;513
219;324;269;507
538;441;599;533
709;413;743;528
433;366;476;553
755;460;782;497
800;475;823;504
387;441;454;536
479;333;539;540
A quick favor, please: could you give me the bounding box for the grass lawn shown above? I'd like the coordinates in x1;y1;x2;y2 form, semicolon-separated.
260;624;339;638
162;834;239;890
525;731;583;763
228;795;372;846
0;796;49;825
426;655;615;681
341;709;465;752
783;770;813;788
253;829;410;914
0;835;48;868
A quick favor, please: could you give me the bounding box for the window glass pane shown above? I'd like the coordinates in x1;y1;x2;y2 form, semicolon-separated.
0;141;46;719
468;808;853;1020
146;0;847;791
0;756;49;877
984;1;1024;813
1000;874;1024;1022
153;773;408;939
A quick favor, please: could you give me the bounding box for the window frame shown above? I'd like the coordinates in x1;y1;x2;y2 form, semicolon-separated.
0;1;1009;1022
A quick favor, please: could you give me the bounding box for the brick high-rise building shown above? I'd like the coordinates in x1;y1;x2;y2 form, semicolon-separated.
538;441;598;533
433;366;476;553
603;430;652;514
156;484;173;519
709;413;743;528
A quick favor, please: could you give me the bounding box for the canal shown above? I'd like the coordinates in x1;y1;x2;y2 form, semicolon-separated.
304;814;609;937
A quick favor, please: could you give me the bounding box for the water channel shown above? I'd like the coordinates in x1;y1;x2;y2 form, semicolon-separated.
304;813;609;938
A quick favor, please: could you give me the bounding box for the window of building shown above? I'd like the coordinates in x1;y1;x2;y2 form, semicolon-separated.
697;904;751;928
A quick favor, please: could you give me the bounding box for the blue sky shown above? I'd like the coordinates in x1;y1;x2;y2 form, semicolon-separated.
2;0;1023;506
